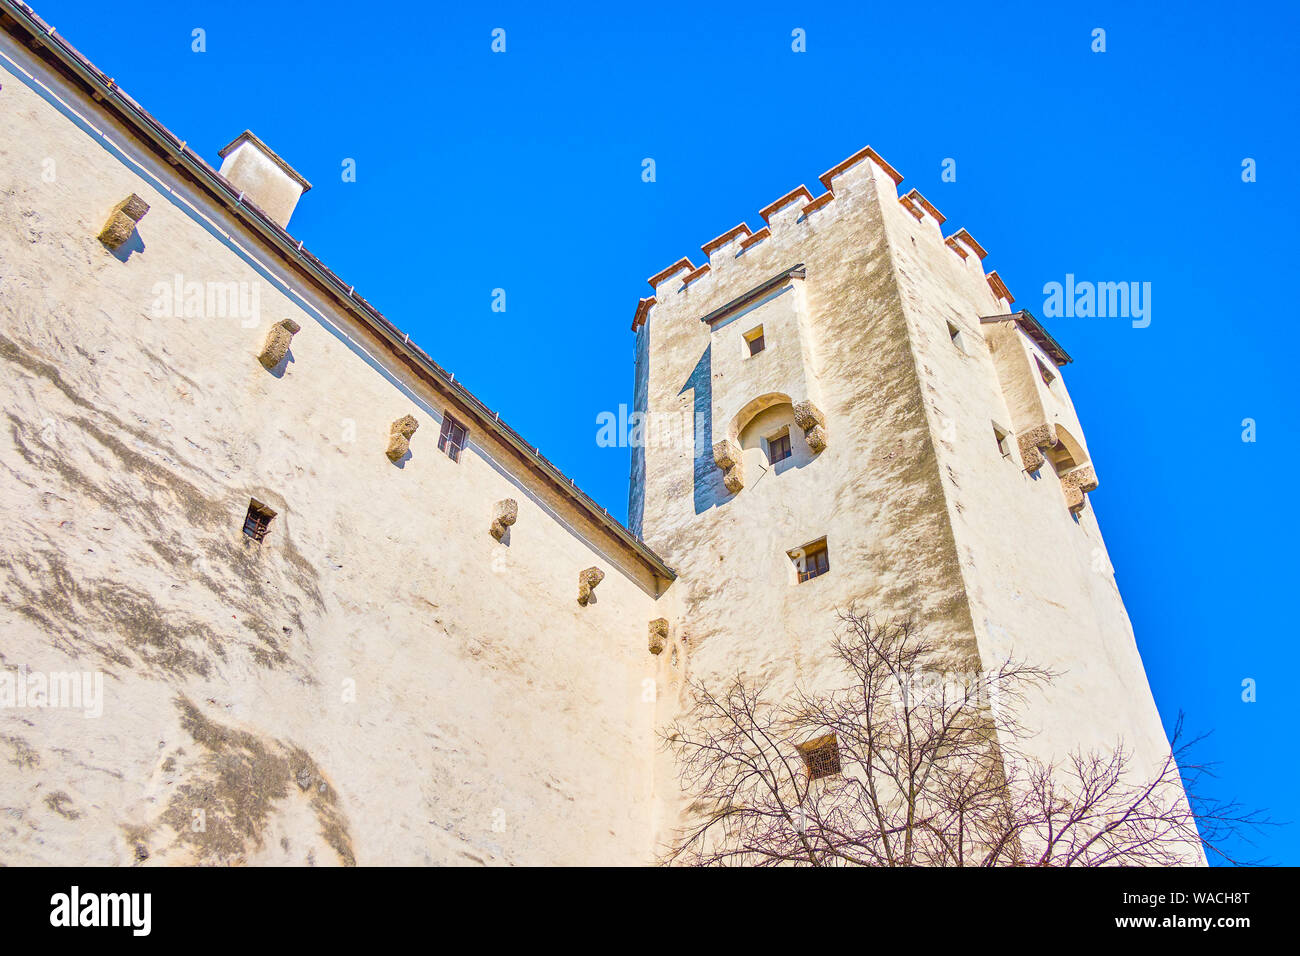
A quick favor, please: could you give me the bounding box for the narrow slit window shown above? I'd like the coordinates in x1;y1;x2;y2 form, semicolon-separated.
791;538;829;583
438;414;468;462
797;734;841;780
242;499;276;543
744;325;765;357
1036;356;1058;388
947;321;964;353
993;423;1012;458
768;430;792;464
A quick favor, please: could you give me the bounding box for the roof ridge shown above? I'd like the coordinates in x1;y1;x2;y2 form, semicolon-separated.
0;0;674;582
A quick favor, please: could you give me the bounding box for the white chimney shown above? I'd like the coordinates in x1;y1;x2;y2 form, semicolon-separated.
217;130;311;230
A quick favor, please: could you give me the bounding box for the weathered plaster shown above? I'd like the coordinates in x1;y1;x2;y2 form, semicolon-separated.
0;12;1188;867
0;34;667;866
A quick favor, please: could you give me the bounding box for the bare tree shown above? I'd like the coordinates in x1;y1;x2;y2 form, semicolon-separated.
661;606;1268;866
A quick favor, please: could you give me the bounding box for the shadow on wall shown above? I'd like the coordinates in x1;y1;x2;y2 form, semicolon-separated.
264;348;294;380
107;230;144;263
681;343;724;515
628;333;649;537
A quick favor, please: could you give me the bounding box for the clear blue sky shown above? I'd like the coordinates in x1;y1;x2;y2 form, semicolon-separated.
35;0;1298;863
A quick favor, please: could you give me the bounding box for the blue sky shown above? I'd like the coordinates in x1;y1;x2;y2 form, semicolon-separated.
37;0;1298;863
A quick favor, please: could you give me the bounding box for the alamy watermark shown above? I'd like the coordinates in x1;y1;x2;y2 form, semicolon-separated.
50;886;150;936
890;667;1006;714
0;666;104;718
149;273;262;327
596;404;699;451
1043;274;1151;328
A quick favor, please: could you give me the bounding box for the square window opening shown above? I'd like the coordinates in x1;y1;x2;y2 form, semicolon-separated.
438;414;468;462
242;499;276;543
767;429;792;465
797;734;841;780
790;537;830;583
744;325;765;357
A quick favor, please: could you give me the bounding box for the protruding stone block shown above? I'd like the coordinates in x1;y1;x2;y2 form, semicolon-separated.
385;414;419;462
257;318;302;370
793;400;827;454
1062;483;1083;512
648;618;668;655
1017;422;1059;473
1072;465;1099;493
577;567;604;606
712;439;744;494
792;401;824;430
1060;465;1099;514
490;498;518;541
98;193;150;249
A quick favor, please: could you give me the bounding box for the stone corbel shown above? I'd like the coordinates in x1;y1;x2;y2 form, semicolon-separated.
386;414;419;462
257;319;302;369
98;194;150;249
1060;466;1099;514
793;400;827;454
712;439;744;494
490;499;518;541
577;567;604;606
648;618;668;655
1017;422;1058;473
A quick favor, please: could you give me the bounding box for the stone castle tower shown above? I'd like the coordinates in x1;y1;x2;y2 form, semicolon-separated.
0;0;1179;865
631;147;1176;836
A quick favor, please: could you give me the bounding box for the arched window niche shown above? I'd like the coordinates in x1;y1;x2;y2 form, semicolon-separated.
1047;424;1098;514
712;392;826;496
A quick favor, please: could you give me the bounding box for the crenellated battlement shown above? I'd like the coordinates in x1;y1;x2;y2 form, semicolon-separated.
758;185;815;225
633;145;1015;334
701;223;752;258
899;187;945;225
986;270;1015;308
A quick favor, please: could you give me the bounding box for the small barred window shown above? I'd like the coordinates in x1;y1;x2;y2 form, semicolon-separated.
797;735;841;780
242;499;276;543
